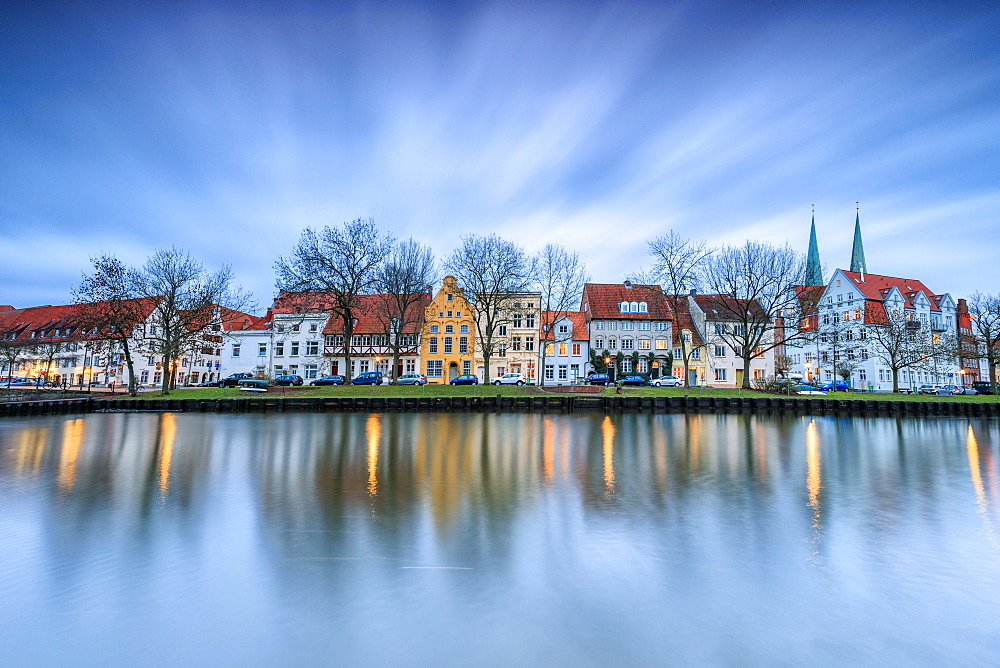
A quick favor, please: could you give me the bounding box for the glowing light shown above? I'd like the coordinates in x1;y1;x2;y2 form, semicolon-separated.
58;418;84;492
601;416;615;496
366;414;381;496
542;417;555;482
158;412;176;500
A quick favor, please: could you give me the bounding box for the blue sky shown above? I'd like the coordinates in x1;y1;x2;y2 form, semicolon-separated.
2;1;997;311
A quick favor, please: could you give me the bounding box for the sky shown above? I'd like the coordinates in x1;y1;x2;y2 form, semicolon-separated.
2;0;997;313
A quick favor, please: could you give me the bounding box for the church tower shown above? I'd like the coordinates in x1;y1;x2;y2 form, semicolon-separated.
804;210;823;286
850;207;867;274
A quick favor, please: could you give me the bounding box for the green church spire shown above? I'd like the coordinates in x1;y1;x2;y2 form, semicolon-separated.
850;205;866;274
805;209;823;286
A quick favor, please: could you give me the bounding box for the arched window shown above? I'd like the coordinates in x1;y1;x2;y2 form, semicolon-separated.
620;301;629;313
630;301;639;312
638;302;648;313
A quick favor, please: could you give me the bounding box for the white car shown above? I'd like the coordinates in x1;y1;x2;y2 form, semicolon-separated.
650;376;683;387
493;373;527;386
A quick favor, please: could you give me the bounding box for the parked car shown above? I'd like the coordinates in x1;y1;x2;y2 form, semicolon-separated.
953;386;978;395
221;372;255;387
493;373;527;386
352;371;383;385
449;374;478;385
198;380;221;387
585;373;610;386
274;375;304;386
972;381;998;395
619;375;648;386
818;380;851;392
916;384;947;395
650;376;683;387
397;373;428;386
238;379;269;392
793;384;827;395
310;375;346;386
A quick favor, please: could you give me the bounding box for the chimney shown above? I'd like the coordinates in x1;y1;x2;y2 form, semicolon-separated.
624;280;632;289
689;289;697;297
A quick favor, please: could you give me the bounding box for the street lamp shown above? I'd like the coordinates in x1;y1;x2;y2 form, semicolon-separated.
804;361;812;382
960;368;967;388
604;356;613;385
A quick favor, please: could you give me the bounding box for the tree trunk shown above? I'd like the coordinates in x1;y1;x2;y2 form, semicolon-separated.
122;339;137;397
741;355;752;389
483;351;491;385
539;346;548;387
891;368;899;393
343;315;354;385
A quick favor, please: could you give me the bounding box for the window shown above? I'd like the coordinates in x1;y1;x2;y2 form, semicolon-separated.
621;322;634;331
656;322;669;331
655;339;668;350
715;324;726;335
305;364;318;379
559;344;568;356
595;321;604;330
558;366;568;380
525;337;534;351
512;336;522;351
854;310;862;320
572;344;581;356
607;322;617;330
429;337;438;353
462;360;471;374
499;325;508;336
430;324;439;333
545;365;554;380
445;324;454;333
570;364;580;379
306;341;318;356
460;324;469;333
259;343;267;356
459;336;469;353
526;315;535;328
497;347;506;358
290;341;299;356
140;370;149;383
638;339;651;350
608;338;617;350
426;360;442;377
638;322;650;331
620;359;632;373
753;369;765;380
558;325;569;334
620;302;629;313
621;339;634;350
595;338;604;349
691;349;700;360
714;369;727;382
310;323;317;332
545;343;555;355
714;345;726;357
446;310;453;318
447;293;453;301
292;324;300;332
444;337;453;353
673;348;682;360
513;314;523;328
232;344;240;357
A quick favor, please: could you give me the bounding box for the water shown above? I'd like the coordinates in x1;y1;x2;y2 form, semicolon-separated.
2;411;999;665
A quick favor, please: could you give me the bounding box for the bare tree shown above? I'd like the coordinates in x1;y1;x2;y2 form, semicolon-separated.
643;231;712;387
815;313;866;391
275;219;394;384
0;336;29;387
865;308;935;392
72;254;151;396
372;238;435;383
535;244;588;386
699;241;808;389
444;234;534;382
966;292;1000;393
138;248;251;395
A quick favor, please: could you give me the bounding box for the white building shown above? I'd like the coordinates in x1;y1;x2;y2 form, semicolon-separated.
539;311;589;385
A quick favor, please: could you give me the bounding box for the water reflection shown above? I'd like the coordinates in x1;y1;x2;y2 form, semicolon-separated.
3;412;1000;664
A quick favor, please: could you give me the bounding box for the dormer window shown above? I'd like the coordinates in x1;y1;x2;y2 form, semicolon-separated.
638;302;648;313
620;302;629;313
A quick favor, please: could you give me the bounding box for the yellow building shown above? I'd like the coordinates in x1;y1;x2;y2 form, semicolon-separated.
421;276;477;384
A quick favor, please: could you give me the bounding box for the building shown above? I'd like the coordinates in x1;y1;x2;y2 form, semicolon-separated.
421;277;476;383
473;291;541;383
689;294;776;387
539;311;589;385
325;292;429;380
580;281;673;378
664;296;707;386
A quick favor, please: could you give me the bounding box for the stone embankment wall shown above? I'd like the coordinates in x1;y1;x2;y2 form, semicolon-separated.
2;396;1000;418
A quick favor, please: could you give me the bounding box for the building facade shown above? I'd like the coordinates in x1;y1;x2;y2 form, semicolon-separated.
539;311;589;385
421;277;476;383
581;282;673;379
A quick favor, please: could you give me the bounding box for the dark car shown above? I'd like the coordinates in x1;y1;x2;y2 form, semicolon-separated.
972;381;997;395
198;380;221;387
818;380;851;392
220;372;255;387
450;374;479;385
352;371;383;385
619;375;648;386
586;373;610;386
275;375;304;386
310;375;346;386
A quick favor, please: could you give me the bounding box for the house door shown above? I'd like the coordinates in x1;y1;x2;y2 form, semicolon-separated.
735;368;744;387
448;363;458;380
397;362;404;377
330;362;339;375
689;369;698;386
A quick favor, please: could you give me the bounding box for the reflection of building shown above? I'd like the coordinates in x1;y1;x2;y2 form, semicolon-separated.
422;276;476;383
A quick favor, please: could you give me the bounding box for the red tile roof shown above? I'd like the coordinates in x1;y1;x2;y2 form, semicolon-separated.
540;311;588;341
582;282;672;320
0;298;160;343
322;293;430;335
839;271;942;312
664;297;704;346
692;294;768;321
